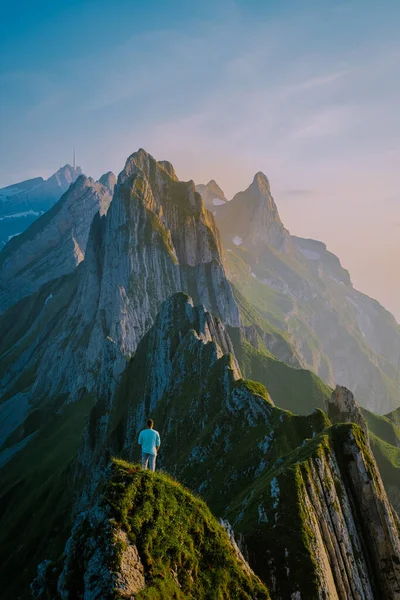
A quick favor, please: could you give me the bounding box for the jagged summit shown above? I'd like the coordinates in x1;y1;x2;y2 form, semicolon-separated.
0;163;84;248
195;178;227;212
51;164;82;186
99;171;117;193
158;159;178;180
0;174;114;312
252;171;271;194
216;172;291;252
326;384;369;435
207;178;226;196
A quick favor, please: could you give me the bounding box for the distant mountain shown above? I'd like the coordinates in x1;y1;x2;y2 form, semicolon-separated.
200;173;400;413
0;174;115;313
218;172;292;252
0;165;82;246
195;179;227;213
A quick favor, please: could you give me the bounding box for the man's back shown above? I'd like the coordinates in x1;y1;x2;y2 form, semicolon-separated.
138;428;160;456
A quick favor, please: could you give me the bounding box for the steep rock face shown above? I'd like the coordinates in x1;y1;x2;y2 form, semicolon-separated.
0;165;82;246
34;461;269;599
0;174;114;313
0;149;238;451
77;293;400;599
98;171;117;193
217;172;292;253
217;174;400;413
74;292;240;509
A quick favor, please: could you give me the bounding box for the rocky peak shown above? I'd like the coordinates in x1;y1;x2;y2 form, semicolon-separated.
216;172;291;252
48;164;83;188
0;175;113;313
251;171;271;195
73;292;240;505
195;179;227;211
207;179;226;197
158;159;178;180
325;385;368;435
99;171;117;194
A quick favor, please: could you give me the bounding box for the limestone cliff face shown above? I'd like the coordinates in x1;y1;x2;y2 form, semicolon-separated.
74;292;240;509
0;149;239;451
73;293;400;599
0;175;114;313
215;174;400;413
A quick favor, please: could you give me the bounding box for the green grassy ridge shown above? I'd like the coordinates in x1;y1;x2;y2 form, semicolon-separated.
369;432;400;514
362;407;400;447
231;284;299;361
386;406;400;427
360;407;400;513
103;459;270;599
233;337;332;415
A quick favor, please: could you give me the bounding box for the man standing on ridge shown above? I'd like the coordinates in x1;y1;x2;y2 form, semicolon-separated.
138;419;160;472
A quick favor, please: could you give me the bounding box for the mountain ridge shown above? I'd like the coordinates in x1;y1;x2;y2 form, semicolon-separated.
0;164;83;248
195;172;400;413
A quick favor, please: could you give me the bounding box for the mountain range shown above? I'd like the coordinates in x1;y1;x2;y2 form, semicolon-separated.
0;149;399;599
198;173;400;413
0;165;82;248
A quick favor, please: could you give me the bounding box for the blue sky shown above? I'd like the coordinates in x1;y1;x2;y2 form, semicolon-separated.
0;0;399;318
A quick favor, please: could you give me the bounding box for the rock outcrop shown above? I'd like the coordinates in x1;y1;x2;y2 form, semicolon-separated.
326;384;368;434
0;174;114;313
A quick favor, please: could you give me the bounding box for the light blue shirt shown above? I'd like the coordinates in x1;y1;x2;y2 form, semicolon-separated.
138;428;160;456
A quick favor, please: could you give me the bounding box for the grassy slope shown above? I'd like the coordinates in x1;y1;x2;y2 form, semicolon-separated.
362;407;400;513
225;245;400;412
386;406;400;427
234;337;332;415
0;394;94;600
104;459;270;599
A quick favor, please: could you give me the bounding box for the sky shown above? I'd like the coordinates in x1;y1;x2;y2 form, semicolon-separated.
0;0;399;320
